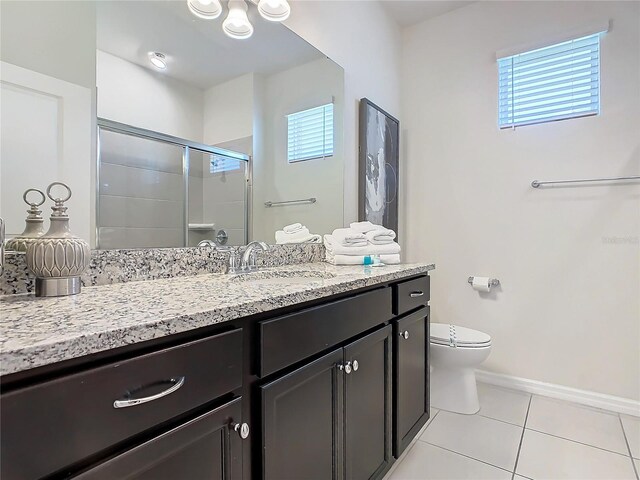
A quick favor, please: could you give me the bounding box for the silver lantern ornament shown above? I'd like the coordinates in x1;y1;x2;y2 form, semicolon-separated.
5;188;47;252
26;182;90;297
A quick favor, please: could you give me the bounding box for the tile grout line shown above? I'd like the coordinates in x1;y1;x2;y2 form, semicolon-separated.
476;412;529;428
618;413;639;480
384;409;441;480
511;394;533;480
523;426;634;458
419;440;515;475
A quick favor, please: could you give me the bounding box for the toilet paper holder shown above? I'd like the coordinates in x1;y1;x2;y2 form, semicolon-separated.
468;277;500;287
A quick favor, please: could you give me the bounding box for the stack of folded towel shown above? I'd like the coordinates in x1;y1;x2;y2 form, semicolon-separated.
275;223;322;244
324;221;400;265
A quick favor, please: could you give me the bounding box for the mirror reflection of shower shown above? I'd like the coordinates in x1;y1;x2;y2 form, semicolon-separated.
97;121;249;249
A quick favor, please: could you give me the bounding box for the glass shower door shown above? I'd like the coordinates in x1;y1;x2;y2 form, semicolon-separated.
97;129;186;249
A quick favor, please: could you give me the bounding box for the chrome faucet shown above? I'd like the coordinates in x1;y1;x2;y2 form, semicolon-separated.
239;241;269;272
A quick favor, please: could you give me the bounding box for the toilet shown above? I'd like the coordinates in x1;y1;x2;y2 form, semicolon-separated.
430;323;492;414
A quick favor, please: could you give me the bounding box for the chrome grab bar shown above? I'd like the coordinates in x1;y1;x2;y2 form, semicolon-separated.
531;176;640;188
264;197;316;207
113;376;185;409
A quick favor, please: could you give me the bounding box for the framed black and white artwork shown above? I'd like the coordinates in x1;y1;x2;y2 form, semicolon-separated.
358;98;399;236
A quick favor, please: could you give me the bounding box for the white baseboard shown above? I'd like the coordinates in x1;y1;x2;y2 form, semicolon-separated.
475;369;640;417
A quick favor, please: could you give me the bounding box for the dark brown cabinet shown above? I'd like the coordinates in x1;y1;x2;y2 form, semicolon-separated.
261;348;344;480
1;274;431;480
1;329;243;480
261;326;392;480
77;397;245;480
393;307;430;457
344;326;393;480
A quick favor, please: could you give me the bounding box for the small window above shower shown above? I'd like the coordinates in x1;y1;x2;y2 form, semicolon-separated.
210;154;241;174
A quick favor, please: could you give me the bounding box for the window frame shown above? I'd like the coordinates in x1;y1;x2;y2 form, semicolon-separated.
497;32;603;129
286;102;334;163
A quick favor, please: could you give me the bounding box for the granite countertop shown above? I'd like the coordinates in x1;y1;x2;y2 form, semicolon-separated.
0;262;434;376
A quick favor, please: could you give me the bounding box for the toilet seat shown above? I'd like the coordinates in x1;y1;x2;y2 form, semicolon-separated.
430;323;491;348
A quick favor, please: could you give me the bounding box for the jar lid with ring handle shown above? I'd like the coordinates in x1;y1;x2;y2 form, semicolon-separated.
5;189;47;252
25;182;91;297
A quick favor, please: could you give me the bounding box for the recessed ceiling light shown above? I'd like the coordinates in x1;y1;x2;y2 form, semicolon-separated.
148;52;167;70
223;0;254;40
187;0;222;20
257;0;290;22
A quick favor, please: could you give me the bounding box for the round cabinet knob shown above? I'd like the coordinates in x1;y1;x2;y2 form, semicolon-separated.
232;422;250;439
352;360;359;371
400;330;410;340
344;361;352;374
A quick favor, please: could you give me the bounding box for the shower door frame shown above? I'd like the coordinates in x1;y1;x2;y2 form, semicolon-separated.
96;118;250;250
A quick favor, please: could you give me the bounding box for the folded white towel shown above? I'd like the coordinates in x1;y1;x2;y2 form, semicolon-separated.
331;228;367;247
324;234;401;256
365;228;396;245
283;223;303;234
275;230;322;244
349;221;379;233
325;252;401;265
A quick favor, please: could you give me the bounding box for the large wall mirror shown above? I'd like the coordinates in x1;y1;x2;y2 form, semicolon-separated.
0;0;344;249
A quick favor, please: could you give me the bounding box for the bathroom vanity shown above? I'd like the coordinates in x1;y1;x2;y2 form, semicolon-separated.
0;262;433;480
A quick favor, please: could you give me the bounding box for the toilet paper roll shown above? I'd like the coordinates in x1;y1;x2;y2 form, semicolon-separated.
472;276;491;292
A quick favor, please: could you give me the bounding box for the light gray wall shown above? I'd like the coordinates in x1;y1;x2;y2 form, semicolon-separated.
401;1;640;401
1;1;96;89
284;1;403;227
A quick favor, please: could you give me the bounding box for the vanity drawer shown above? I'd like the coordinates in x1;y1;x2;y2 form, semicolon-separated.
259;287;392;377
1;329;243;480
393;276;430;315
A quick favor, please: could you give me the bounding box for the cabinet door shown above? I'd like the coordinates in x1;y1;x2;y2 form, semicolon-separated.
344;325;392;480
77;397;244;480
261;348;344;480
393;307;430;457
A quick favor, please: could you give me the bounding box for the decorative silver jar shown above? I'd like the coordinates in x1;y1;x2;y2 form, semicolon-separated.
26;182;90;297
5;189;47;252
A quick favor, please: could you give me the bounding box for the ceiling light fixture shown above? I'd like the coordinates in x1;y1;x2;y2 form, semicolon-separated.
223;0;254;40
148;52;167;69
187;0;223;20
257;0;290;22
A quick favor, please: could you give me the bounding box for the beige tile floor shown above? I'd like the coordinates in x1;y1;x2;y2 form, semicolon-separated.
385;383;639;480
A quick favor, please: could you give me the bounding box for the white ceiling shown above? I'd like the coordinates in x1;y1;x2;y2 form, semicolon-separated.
380;0;475;27
96;1;325;90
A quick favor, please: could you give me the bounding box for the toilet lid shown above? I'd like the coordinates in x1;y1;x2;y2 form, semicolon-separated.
430;323;491;347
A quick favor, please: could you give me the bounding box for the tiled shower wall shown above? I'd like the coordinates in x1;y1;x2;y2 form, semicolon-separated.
188;149;247;247
98;129;185;249
98;130;248;249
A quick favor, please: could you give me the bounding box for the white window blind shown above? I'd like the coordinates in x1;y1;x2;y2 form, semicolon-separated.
287;103;334;163
210;154;241;174
498;33;601;128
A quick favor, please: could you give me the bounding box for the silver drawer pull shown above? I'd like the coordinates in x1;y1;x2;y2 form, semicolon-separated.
113;376;185;409
410;291;424;298
352;360;359;372
400;330;410;340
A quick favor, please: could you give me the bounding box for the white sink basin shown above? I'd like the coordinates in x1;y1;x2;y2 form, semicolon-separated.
229;270;335;286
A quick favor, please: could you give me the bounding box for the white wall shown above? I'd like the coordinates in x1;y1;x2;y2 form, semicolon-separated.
255;58;344;241
0;1;96;89
203;73;254;146
402;1;640;400
1;1;96;244
97;50;204;141
285;1;402;227
202;74;254;245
